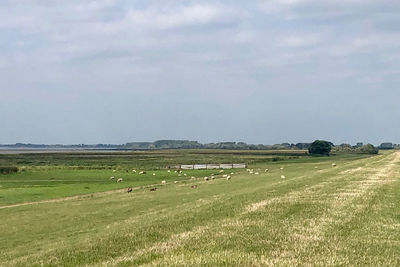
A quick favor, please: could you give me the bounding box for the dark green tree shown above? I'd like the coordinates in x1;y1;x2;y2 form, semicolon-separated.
308;140;332;156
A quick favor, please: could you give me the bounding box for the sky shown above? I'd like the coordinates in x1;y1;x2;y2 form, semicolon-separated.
1;0;400;145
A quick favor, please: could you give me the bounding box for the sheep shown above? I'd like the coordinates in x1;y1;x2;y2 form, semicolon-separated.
110;176;115;180
174;181;178;184
230;172;234;175
174;170;178;173
265;169;269;172
332;163;337;167
167;170;171;173
255;172;259;175
127;187;133;193
204;177;209;181
191;176;196;179
161;180;166;184
191;185;198;189
314;166;318;169
178;174;182;177
226;175;231;180
150;187;157;191
249;171;254;174
113;170;116;172
211;175;215;180
281;175;286;179
132;169;136;173
117;178;123;182
280;167;284;170
223;174;228;178
184;173;187;176
139;171;146;175
152;173;156;176
219;170;224;173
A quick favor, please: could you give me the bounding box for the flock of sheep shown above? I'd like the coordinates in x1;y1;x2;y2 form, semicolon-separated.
109;162;338;193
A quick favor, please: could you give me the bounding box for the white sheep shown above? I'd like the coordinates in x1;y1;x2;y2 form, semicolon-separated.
230;172;234;175
161;180;166;184
226;175;231;180
184;173;187;176
153;173;156;176
255;172;259;175
113;170;116;172
174;181;178;184
168;170;171;173
211;175;215;180
204;177;209;181
139;171;145;175
281;175;285;179
191;176;196;179
265;169;269;172
332;163;337;167
117;178;123;182
219;170;224;173
132;169;136;173
280;167;284;170
223;174;228;178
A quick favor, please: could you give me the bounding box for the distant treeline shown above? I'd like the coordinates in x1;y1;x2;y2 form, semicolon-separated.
0;140;397;150
0;141;312;150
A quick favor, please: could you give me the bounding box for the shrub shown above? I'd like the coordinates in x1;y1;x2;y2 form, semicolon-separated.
0;166;19;174
359;144;379;154
308;140;332;156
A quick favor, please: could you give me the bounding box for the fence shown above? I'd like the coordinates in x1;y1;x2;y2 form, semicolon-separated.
178;163;247;170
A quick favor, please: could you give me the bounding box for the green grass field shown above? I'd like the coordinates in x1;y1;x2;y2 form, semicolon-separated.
0;150;399;266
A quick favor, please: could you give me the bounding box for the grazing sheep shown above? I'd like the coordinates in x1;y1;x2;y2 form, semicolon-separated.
150;187;157;191
230;172;234;175
132;169;136;173
174;181;178;184
204;177;209;181
153;173;156;176
184;173;187;176
191;185;198;189
255;172;259;175
315;166;318;169
174;170;178;173
332;163;337;167
226;175;231;180
161;180;166;184
178;170;183;173
191;176;196;179
265;169;269;172
223;174;228;178
117;178;123;182
249;171;254;174
167;170;171;173
139;171;146;175
281;175;286;179
211;175;215;180
110;176;115;180
178;174;182;177
127;187;133;193
280;167;284;170
219;170;224;173
113;170;116;172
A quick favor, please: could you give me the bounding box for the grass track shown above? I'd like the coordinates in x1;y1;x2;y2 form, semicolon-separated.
0;151;399;266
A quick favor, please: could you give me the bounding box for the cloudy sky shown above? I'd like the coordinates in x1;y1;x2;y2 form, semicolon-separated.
1;0;400;145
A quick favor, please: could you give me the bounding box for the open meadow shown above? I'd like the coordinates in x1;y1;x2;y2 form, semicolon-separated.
0;150;399;266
